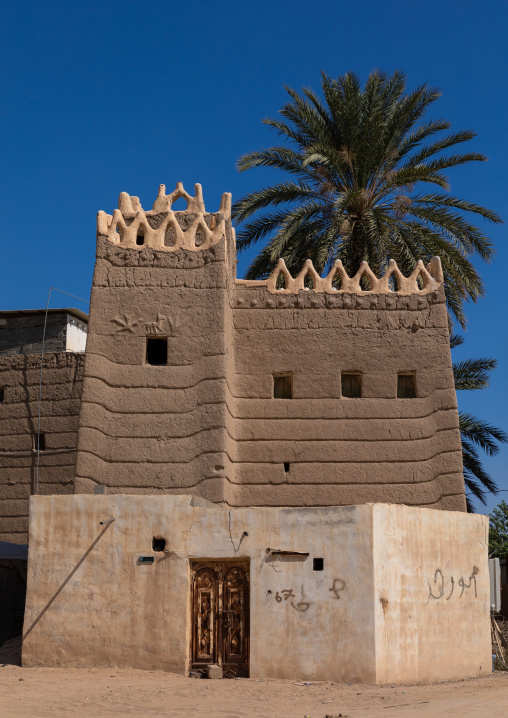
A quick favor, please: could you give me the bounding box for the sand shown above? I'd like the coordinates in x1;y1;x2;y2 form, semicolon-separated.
0;659;507;718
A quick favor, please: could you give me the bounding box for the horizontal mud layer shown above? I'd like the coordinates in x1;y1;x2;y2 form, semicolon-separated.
0;352;84;542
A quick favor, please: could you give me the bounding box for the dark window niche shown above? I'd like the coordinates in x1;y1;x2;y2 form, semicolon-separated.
33;433;46;451
283;462;290;473
136;229;145;246
152;537;166;552
341;373;361;398
313;558;324;571
274;374;292;399
146;337;167;366
397;373;416;398
0;387;4;404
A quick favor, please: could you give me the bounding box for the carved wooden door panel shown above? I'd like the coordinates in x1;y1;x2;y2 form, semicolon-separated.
190;560;249;677
192;566;217;665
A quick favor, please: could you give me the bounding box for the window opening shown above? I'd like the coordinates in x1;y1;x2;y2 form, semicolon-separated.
34;433;46;451
273;374;292;399
152;537;166;552
341;373;361;398
0;387;4;404
283;462;290;473
313;558;324;571
136;228;145;246
146;337;167;366
397;373;416;398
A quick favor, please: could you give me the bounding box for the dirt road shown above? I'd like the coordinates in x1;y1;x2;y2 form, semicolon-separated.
0;663;507;718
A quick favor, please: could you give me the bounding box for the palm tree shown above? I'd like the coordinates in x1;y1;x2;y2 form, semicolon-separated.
233;70;502;328
452;335;507;511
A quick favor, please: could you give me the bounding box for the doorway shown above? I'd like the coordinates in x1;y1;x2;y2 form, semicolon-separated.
190;559;249;677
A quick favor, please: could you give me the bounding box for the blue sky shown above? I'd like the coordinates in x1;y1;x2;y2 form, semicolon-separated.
1;0;506;512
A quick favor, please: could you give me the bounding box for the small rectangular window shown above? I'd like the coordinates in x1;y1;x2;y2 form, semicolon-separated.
0;387;4;404
313;558;324;571
146;337;167;366
341;373;361;398
33;433;46;451
273;374;292;399
397;373;416;398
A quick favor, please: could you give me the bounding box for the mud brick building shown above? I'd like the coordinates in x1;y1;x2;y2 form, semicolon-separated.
2;183;490;683
74;182;465;510
0;310;87;544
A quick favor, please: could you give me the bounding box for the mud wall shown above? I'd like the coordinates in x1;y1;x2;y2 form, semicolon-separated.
22;495;490;682
0;352;84;543
74;183;465;510
229;285;465;510
74;217;237;502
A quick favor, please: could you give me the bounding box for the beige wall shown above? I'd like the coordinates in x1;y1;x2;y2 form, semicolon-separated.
372;503;491;683
22;495;489;682
0;352;84;544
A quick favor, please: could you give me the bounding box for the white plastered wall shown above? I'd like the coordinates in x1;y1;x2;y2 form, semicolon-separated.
65;316;87;352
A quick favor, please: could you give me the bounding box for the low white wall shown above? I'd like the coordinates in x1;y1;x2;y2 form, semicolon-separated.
22;495;490;683
65;317;87;352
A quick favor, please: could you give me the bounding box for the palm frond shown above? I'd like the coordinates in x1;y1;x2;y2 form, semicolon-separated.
233;68;502;330
459;412;508;455
453;358;497;391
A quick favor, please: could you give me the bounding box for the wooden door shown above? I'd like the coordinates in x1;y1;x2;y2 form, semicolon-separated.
190;560;249;677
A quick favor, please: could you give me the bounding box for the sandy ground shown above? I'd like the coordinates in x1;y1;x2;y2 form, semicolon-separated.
0;660;507;718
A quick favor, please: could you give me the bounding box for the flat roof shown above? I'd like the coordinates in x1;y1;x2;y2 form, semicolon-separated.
0;308;89;324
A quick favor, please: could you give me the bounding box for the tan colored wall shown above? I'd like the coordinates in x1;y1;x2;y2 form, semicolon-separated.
22;495;490;682
0;353;84;544
73;183;465;510
74;216;236;502
230;285;465;510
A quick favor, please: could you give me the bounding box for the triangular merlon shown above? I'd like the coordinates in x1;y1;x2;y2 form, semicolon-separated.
235;257;443;295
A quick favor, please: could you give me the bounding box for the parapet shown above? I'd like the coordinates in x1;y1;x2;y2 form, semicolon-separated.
97;182;232;252
97;181;443;296
236;257;444;295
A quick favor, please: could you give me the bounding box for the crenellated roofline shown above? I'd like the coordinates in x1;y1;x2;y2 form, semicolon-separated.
235;257;443;295
97;182;232;252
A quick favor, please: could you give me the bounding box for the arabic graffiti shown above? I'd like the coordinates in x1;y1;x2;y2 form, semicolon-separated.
329;578;346;599
427;566;478;603
273;587;311;612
